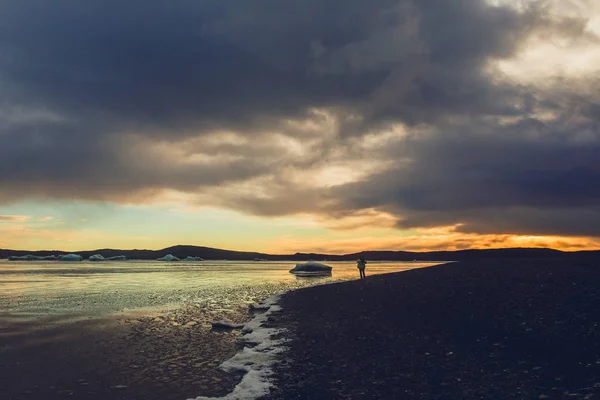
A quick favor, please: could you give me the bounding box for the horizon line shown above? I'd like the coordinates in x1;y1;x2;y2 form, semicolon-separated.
2;244;598;256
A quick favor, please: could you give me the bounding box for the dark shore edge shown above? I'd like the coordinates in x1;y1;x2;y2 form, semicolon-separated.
262;258;600;400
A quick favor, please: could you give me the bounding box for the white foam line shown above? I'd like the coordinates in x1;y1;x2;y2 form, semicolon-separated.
189;294;286;400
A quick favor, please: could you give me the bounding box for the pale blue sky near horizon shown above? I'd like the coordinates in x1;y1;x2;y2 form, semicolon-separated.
1;199;402;252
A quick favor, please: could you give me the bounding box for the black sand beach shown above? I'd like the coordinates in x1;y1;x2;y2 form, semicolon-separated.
265;259;600;399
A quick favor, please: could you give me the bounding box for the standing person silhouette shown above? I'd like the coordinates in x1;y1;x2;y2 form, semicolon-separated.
357;256;367;279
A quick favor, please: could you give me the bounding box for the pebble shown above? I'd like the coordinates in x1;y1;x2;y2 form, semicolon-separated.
111;385;128;389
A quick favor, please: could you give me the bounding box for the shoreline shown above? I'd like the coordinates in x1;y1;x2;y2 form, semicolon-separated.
191;279;352;400
191;294;287;400
263;258;600;399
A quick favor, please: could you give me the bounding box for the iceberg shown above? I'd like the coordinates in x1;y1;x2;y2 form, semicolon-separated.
8;254;58;261
60;254;83;261
89;254;106;262
106;255;127;261
289;261;332;276
157;254;180;262
182;256;204;261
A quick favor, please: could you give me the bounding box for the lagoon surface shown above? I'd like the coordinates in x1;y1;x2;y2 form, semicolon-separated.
0;260;441;320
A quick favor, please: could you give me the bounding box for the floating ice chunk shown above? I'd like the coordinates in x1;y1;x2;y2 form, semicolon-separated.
182;256;204;261
60;254;82;261
88;254;106;262
106;255;127;261
191;294;285;400
211;320;245;330
157;254;180;261
8;254;58;261
289;260;332;276
293;260;332;270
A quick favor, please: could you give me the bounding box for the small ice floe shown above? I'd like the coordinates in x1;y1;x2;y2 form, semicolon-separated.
60;254;83;261
8;254;58;261
157;254;180;262
289;261;332;277
182;256;204;261
190;294;286;400
89;254;106;262
211;320;245;330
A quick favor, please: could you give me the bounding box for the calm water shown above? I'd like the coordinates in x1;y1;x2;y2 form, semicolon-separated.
0;260;442;320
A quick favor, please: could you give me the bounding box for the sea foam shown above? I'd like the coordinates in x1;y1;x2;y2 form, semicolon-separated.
189;294;286;400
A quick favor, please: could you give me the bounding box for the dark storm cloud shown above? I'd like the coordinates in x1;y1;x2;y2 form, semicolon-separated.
328;109;600;236
1;0;598;237
0;0;558;132
0;0;377;133
0;125;279;202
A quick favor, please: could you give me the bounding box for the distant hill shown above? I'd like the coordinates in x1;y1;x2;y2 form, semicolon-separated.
1;245;599;261
0;245;279;261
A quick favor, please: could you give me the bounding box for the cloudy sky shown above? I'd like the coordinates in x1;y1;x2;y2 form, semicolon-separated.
1;0;600;253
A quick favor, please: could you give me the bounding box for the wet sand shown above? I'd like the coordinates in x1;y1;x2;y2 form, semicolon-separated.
264;259;600;399
0;303;248;400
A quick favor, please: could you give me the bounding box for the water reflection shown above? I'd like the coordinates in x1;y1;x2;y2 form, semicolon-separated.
0;260;443;319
